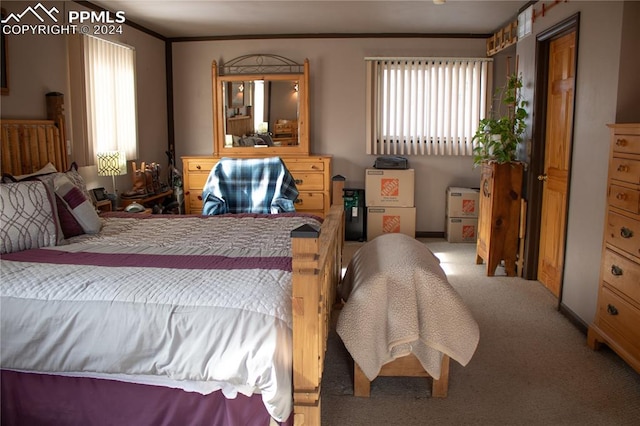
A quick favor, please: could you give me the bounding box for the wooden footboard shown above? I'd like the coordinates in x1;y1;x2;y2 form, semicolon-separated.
291;204;344;425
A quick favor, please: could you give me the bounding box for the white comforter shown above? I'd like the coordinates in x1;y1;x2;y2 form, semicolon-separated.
0;213;322;422
337;233;479;382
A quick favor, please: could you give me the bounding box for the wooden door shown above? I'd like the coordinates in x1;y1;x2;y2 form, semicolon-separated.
537;31;576;297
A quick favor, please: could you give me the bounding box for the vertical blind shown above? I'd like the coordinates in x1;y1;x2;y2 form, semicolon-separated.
83;35;138;162
365;57;492;156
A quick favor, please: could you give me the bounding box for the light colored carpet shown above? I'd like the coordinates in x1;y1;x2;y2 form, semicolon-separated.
321;239;640;425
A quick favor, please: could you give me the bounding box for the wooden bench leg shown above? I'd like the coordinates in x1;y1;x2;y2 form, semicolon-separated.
354;362;371;397
431;355;449;398
354;355;450;398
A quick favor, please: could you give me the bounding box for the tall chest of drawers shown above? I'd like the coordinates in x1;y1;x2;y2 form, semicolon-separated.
587;123;640;373
181;155;332;218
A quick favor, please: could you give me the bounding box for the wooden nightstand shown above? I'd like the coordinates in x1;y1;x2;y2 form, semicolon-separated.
121;189;173;209
96;199;112;213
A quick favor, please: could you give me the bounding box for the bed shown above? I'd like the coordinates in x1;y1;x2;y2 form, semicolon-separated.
0;103;344;425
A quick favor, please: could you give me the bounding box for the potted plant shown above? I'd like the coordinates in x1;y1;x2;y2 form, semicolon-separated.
472;73;528;167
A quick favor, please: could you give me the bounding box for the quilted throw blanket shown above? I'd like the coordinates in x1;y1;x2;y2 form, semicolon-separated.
0;213;322;422
337;233;479;381
201;157;299;215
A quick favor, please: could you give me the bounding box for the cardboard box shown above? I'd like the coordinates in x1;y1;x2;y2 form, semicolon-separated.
367;207;416;241
446;217;478;243
446;187;480;218
365;169;415;207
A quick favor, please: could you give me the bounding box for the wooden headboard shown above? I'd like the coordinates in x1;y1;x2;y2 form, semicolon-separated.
1;93;68;176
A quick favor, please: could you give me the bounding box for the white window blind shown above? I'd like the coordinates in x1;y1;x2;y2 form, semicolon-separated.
365;57;492;156
83;35;138;161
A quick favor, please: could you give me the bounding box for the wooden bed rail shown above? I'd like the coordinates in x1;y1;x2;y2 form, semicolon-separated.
291;204;344;425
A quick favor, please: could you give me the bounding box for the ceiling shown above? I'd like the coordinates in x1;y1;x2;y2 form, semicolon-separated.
87;0;530;39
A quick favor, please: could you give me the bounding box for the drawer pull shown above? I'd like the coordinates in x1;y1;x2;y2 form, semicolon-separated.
620;227;634;239
615;138;627;147
294;199;303;204
615;192;628;201
197;195;203;201
606;304;619;316
482;179;490;197
196;165;202;170
610;265;623;276
295;179;303;185
616;164;629;173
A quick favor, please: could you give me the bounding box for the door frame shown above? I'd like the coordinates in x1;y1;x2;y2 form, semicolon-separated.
523;13;580;296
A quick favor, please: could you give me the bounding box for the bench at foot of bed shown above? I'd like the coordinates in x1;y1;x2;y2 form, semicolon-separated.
337;233;479;402
353;353;449;398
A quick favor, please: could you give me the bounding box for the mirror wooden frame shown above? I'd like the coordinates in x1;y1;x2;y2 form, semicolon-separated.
212;57;310;157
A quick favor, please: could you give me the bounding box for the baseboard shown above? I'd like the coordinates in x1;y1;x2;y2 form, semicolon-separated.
558;302;589;335
415;231;445;238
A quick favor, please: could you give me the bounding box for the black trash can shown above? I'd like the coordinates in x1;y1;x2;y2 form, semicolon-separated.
343;188;366;241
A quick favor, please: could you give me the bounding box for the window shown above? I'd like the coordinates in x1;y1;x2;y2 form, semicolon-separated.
83;35;138;162
253;80;265;131
365;57;492;156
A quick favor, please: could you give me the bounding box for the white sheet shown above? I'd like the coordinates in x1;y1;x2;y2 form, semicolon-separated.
1;213;322;422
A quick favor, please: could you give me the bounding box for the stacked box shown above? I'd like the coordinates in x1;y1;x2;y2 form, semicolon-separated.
367;207;416;241
365;169;416;240
365;169;415;207
445;187;479;243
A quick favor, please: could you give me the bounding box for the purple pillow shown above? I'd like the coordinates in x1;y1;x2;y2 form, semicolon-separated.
55;194;84;239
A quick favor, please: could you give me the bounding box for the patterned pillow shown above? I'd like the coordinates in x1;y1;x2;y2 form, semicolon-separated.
0;181;59;254
54;174;102;234
2;162;94;205
65;162;94;204
54;194;85;239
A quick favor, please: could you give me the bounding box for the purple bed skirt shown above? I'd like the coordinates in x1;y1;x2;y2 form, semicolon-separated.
1;370;293;426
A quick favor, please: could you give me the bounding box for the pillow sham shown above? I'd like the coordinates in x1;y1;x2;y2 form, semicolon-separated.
13;162;58;180
0;181;59;254
65;162;94;204
54;174;102;234
17;173;82;240
1;162;58;183
54;194;85;239
2;163;93;205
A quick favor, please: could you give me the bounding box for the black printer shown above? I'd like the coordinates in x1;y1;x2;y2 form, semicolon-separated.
373;156;409;169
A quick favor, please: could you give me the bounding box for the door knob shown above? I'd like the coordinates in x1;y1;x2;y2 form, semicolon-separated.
537;174;548;181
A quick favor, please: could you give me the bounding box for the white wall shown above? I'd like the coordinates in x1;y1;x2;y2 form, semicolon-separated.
172;37;491;233
616;1;640;123
1;2;68;119
516;1;626;325
0;1;168;192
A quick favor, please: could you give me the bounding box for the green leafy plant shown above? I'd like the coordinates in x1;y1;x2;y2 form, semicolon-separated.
472;73;528;167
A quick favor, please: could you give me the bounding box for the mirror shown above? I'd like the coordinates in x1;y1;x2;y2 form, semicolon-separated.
222;79;299;146
212;55;310;156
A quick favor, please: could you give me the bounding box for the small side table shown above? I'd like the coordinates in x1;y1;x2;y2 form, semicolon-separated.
121;189;174;209
96;199;112;213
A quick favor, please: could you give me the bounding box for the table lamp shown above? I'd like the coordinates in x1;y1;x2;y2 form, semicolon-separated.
96;151;127;205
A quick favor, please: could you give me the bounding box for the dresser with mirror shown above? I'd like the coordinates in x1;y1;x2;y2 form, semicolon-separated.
182;55;332;217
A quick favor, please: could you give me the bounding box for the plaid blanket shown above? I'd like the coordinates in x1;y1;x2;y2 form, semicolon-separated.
201;157;299;215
